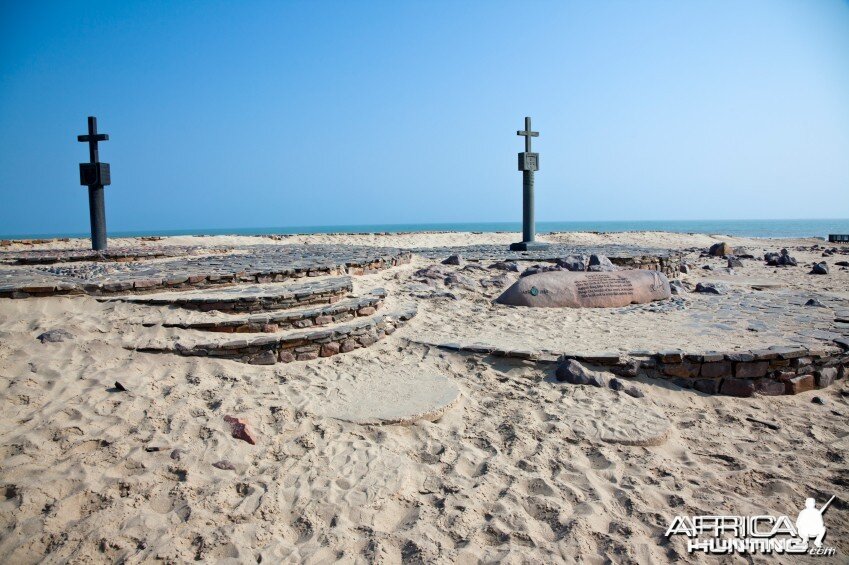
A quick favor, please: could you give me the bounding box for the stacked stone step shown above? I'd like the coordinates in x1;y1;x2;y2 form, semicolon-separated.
0;244;412;298
104;277;353;313
140;305;417;365
0;246;215;265
162;288;387;333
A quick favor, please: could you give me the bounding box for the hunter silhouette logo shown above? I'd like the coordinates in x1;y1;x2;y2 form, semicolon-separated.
796;496;834;549
665;495;837;556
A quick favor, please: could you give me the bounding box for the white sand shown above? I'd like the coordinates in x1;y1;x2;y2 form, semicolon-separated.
1;232;847;563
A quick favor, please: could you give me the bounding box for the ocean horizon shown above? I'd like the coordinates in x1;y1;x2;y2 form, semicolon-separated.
3;218;849;241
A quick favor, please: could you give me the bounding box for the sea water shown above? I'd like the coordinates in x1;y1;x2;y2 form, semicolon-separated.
4;219;849;240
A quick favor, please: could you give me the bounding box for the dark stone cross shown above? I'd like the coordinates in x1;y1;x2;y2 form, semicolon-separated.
510;116;548;251
77;116;112;250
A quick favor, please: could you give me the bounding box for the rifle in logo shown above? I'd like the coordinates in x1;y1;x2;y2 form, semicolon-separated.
796;496;835;548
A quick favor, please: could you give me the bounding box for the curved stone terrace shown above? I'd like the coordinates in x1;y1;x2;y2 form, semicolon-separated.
0;244;412;298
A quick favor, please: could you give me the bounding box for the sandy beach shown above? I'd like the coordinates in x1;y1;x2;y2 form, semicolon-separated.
0;231;846;563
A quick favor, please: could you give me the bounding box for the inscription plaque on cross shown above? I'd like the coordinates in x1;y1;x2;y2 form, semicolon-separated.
510;116;548;251
77;116;111;250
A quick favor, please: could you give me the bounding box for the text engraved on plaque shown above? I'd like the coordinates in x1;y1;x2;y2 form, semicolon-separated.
574;274;634;299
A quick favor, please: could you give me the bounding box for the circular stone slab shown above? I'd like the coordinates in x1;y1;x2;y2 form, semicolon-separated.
562;397;671;446
315;374;462;426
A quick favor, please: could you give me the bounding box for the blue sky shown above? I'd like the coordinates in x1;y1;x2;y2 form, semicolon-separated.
1;0;848;236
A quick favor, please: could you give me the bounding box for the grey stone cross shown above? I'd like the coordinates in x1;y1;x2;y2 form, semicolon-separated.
517;117;538;152
77;116;112;251
510;116;547;251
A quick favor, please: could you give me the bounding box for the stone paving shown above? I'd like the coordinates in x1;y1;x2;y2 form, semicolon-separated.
101;277;354;313
0;246;219;265
2;240;846;394
0;244;412;298
407;287;849;397
412;244;681;277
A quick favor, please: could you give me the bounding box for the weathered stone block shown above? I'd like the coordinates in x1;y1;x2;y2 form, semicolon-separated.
699;352;726;363
249;350;277;365
658;351;685;363
726;352;755;363
750;349;780;361
815;367;838;388
770;346;807;359
693;379;720;394
358;334;377;347
320;342;341;357
773;370;796;381
720;378;755;397
662;362;698;378
340;339;359;353
792;357;813;368
296;351;318;361
785;374;815;394
753;378;785;396
701;361;732;379
279;350;296;363
735;361;769;379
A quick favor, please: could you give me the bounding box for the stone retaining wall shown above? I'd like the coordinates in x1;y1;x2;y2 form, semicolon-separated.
163;289;387;332
0;248;412;298
111;278;354;314
139;306;417;365
426;342;847;397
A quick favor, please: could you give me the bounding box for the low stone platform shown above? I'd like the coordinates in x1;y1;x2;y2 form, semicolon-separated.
103;277;354;313
412;244;682;277
137;304;417;364
0;246;218;265
0;244;412;298
160;288;387;332
418;341;847;397
409;287;849;397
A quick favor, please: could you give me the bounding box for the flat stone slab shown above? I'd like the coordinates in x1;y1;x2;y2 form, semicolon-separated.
496;270;671;308
562;396;671;446
312;373;461;425
0;245;214;265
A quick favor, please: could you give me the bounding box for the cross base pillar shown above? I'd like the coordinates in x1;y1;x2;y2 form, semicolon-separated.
509;241;550;252
87;185;107;251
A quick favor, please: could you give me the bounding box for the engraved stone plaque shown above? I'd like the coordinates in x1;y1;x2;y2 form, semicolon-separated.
518;152;539;171
496;270;671;308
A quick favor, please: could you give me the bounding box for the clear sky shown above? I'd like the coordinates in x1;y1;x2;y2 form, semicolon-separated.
1;0;848;236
